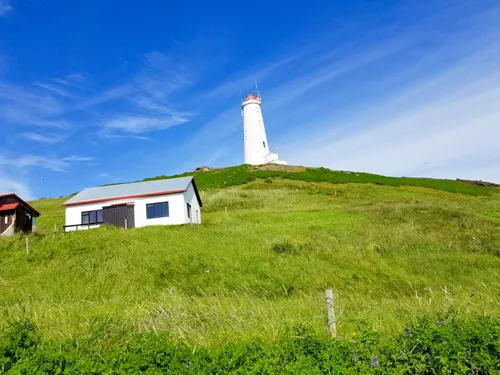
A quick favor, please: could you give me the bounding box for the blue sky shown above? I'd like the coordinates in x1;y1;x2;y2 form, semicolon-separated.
1;1;499;199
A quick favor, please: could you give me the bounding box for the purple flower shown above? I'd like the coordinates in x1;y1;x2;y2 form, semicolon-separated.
437;321;444;327
405;327;412;335
351;356;360;362
186;361;192;368
370;356;379;367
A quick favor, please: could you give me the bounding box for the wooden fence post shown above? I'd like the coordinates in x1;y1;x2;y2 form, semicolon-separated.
325;289;337;338
25;237;30;256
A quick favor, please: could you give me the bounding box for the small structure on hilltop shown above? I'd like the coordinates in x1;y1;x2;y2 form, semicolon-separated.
242;85;287;166
0;194;41;237
193;166;211;172
62;176;202;232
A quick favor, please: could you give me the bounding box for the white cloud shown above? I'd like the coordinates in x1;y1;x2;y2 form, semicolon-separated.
0;154;93;172
22;133;65;144
0;81;68;128
33;81;73;98
100;112;192;135
202;55;300;101
77;85;132;109
284;40;500;182
93;51;197;137
52;73;89;87
0;173;32;199
0;0;12;18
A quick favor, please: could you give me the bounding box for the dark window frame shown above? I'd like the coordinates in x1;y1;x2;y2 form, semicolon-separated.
146;201;170;219
187;203;192;219
81;209;103;225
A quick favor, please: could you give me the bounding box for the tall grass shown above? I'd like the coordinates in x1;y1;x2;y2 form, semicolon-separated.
1;179;500;346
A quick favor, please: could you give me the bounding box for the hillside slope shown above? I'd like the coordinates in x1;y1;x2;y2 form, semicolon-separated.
1;167;500;347
142;164;496;195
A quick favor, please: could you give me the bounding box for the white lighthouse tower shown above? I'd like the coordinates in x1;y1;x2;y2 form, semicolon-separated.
242;88;287;165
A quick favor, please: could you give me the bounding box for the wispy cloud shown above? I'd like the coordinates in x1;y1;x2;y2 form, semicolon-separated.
2;49;196;144
0;173;32;199
22;133;66;144
0;153;91;198
91;51;196;137
202;55;299;101
163;2;500;185
52;73;89;87
0;81;69;128
283;19;500;182
100;112;193;135
32;81;73;98
0;0;12;17
77;85;131;109
0;154;93;172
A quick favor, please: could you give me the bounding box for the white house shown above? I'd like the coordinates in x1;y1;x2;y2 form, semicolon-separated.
63;176;202;232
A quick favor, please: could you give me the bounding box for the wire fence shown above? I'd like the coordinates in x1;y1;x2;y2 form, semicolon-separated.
2;288;498;344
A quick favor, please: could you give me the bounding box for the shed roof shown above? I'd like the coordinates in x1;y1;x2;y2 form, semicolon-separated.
0;194;41;216
0;203;19;212
63;176;202;207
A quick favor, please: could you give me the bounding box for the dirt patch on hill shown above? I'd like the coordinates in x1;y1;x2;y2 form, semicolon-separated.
193;166;213;172
249;164;306;172
458;179;500;188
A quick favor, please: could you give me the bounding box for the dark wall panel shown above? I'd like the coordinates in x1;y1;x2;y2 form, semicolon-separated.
103;205;135;229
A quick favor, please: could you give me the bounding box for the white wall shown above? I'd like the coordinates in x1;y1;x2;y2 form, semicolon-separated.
243;98;270;165
183;182;202;224
65;190;200;232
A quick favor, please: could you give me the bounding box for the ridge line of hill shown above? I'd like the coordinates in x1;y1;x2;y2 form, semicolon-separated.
136;164;497;196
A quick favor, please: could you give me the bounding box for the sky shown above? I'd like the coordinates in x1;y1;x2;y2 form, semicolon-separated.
1;0;500;200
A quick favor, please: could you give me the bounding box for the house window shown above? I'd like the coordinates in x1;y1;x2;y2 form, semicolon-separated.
82;210;103;225
4;215;7;225
146;202;169;219
187;203;192;219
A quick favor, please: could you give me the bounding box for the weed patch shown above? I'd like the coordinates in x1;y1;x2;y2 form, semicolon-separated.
1;315;499;373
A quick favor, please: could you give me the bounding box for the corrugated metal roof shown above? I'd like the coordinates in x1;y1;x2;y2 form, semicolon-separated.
0;194;40;216
63;176;196;206
0;203;19;212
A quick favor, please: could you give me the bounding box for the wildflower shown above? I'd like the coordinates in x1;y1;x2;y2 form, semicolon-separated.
351;356;360;362
405;327;412;335
437;321;444;327
400;350;406;359
186;361;193;368
370;356;379;367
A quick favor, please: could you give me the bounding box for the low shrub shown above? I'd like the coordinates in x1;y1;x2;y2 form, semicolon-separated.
1;314;499;374
271;240;296;254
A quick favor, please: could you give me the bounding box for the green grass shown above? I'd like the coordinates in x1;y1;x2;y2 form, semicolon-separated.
1;167;500;348
142;164;497;196
3;316;500;373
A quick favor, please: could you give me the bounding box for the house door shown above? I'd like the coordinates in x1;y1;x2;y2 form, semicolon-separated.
0;212;13;234
103;204;135;228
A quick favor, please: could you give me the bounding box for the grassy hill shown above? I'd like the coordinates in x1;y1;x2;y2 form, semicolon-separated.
1;165;500;371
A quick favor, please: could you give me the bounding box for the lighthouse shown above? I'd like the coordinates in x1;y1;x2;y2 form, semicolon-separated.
241;90;287;165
